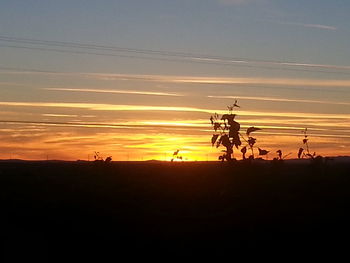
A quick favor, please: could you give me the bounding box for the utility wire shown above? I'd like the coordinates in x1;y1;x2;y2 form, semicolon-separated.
1;120;349;139
1;43;350;76
1;35;350;74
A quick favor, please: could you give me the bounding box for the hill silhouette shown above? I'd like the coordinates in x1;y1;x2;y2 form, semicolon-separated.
1;159;350;259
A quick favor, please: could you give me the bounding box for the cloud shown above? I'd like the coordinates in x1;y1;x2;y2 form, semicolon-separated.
43;88;183;97
1;101;350;120
42;113;78;117
2;118;350;137
303;24;337;31
282;21;337;31
3;69;350;87
207;95;350;106
86;73;350;87
1;115;349;160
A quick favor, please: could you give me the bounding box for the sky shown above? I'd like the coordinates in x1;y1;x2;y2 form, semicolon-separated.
0;0;349;161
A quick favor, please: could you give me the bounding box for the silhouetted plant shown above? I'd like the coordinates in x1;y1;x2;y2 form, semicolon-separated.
210;101;268;161
210;103;240;161
298;128;317;159
298;128;324;163
258;148;269;159
171;149;183;162
274;149;292;161
105;156;112;163
276;149;283;160
243;127;263;159
94;151;103;162
94;151;112;163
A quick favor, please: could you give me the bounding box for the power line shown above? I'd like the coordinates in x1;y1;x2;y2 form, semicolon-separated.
1;35;350;74
0;66;59;74
1;120;349;139
2;44;350;76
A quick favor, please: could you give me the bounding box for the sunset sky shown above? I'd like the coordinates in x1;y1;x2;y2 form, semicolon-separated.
0;0;349;160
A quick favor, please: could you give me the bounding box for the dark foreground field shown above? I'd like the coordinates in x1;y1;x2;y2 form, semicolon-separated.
1;158;350;259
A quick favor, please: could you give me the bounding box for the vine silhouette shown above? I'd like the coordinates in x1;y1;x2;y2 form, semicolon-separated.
210;100;269;161
298;128;321;159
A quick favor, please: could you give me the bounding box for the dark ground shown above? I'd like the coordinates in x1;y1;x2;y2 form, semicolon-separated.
1;159;350;260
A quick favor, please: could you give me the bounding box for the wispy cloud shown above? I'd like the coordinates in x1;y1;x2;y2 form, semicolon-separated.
42;113;78;117
1;118;349;160
281;21;337;31
3;70;350;87
3;120;350;141
43;88;183;97
1;101;350;120
0;101;213;113
87;73;350;87
0;120;137;130
208;95;350;106
303;24;337;31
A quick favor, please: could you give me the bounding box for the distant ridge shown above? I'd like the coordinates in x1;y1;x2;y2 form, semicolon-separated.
0;156;349;164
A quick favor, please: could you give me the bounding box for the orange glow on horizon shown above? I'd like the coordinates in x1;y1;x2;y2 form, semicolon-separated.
1;73;349;161
0;126;347;161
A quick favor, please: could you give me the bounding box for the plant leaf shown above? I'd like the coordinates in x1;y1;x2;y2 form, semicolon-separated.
298;148;304;159
258;148;269;155
214;123;221;131
216;136;222;148
221;135;231;148
276;150;282;159
246;127;261;136
248;137;256;147
221;114;236;123
229;122;240;136
232;135;241;148
211;134;219;146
